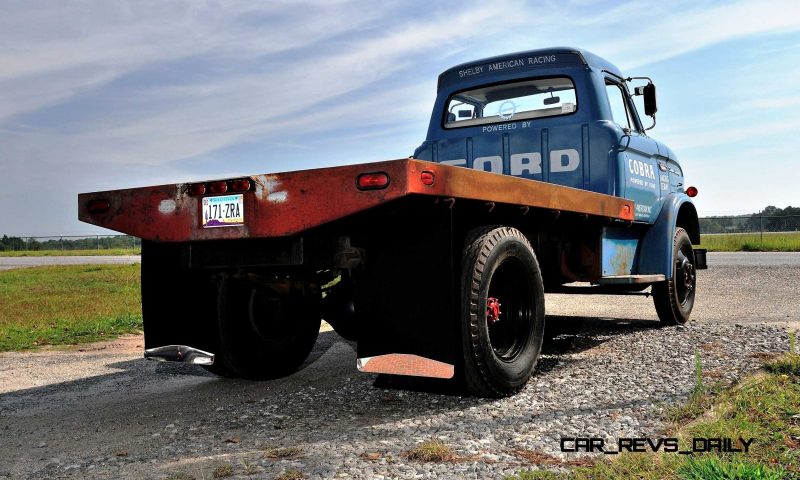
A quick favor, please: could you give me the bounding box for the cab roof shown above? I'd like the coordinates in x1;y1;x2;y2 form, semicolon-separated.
438;47;622;90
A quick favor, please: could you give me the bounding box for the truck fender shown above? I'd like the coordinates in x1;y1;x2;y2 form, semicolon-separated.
637;193;699;279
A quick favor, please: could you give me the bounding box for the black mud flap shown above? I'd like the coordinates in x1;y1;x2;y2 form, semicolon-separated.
353;201;460;379
140;241;220;353
694;248;708;270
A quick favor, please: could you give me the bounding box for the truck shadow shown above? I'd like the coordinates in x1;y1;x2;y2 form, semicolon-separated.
1;316;683;477
0;316;662;403
372;315;661;395
0;316;660;404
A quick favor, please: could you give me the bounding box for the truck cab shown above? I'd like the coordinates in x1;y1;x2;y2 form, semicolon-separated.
416;48;689;224
414;47;701;287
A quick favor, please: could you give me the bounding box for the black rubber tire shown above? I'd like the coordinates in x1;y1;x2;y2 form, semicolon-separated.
460;226;545;397
652;227;696;325
204;276;321;379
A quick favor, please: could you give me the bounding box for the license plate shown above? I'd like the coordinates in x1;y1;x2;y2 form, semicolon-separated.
202;194;244;228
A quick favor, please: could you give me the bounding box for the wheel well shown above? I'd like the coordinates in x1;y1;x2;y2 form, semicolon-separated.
676;203;700;245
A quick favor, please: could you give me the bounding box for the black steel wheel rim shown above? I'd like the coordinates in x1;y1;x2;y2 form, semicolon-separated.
248;288;293;346
486;257;534;361
675;244;696;306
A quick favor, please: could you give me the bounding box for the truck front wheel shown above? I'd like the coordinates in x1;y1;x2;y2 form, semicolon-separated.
205;276;321;380
460;226;545;397
652;227;696;325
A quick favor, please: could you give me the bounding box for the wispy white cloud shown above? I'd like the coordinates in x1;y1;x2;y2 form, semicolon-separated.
592;0;800;68
660;117;800;150
1;0;519;169
0;1;386;121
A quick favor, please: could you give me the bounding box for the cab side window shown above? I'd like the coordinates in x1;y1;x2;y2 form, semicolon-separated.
605;81;633;130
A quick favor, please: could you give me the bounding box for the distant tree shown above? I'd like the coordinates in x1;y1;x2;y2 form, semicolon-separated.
0;235;24;251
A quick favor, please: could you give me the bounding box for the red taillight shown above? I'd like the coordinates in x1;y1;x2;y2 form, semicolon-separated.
208;181;228;194
420;171;435;186
356;172;390;190
188;183;206;196
686;186;698;197
87;199;111;214
229;178;252;192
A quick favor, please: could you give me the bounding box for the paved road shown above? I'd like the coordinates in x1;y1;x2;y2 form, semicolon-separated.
706;251;800;266
0;255;140;270
547;251;800;324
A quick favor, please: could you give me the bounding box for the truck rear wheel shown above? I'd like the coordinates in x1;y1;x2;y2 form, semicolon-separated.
460;226;545;397
652;227;696;325
205;276;321;380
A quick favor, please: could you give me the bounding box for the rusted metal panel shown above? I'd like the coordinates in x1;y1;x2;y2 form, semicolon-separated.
78;160;411;242
356;354;455;379
408;160;634;221
78;159;634;242
601;227;639;276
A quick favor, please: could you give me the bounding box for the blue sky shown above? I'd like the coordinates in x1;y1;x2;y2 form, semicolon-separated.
1;0;799;236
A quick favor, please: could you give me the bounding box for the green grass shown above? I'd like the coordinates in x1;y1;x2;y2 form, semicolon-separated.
700;231;800;252
0;248;140;257
677;456;787;480
506;353;800;480
0;264;142;351
765;353;800;376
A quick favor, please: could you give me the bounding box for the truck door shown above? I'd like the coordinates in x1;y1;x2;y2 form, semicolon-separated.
605;79;660;223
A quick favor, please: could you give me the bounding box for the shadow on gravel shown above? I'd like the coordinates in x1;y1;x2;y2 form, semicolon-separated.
144;329;349;378
0;315;678;479
0;330;346;403
543;315;661;353
0;317;661;404
372;315;662;396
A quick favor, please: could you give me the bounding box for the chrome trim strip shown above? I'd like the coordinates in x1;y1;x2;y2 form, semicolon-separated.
144;345;215;366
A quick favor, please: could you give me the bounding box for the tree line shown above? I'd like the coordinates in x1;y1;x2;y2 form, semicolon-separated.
700;206;800;234
0;235;138;251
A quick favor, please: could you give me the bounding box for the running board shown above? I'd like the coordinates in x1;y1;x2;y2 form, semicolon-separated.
144;345;215;365
599;274;665;285
357;354;454;379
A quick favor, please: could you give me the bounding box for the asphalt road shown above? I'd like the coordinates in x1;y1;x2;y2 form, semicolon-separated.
706;251;800;266
546;252;800;324
0;255;141;270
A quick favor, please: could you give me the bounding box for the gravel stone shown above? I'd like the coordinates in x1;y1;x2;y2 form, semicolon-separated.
0;255;797;479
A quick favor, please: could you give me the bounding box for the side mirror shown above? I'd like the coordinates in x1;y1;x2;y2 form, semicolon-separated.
642;83;657;116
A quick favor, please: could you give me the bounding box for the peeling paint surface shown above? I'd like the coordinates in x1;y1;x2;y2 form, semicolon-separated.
602;230;638;276
253;175;281;201
158;199;177;214
267;191;288;203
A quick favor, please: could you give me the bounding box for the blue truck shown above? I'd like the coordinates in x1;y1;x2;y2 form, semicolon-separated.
79;47;706;397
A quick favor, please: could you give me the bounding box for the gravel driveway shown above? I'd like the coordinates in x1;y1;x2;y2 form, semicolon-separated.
0;254;797;479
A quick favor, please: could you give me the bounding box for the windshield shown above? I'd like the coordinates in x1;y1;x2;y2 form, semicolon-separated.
444;77;577;129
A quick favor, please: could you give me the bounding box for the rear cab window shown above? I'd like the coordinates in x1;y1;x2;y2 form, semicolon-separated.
444;77;577;129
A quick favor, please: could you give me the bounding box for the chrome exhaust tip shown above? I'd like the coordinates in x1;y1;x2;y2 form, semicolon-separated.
144;345;215;365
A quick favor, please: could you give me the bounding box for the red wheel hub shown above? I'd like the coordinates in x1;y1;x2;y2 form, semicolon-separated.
486;297;502;324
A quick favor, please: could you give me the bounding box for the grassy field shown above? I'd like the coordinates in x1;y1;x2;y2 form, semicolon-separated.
700;231;800;252
507;350;800;480
0;264;142;351
0;248;140;257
